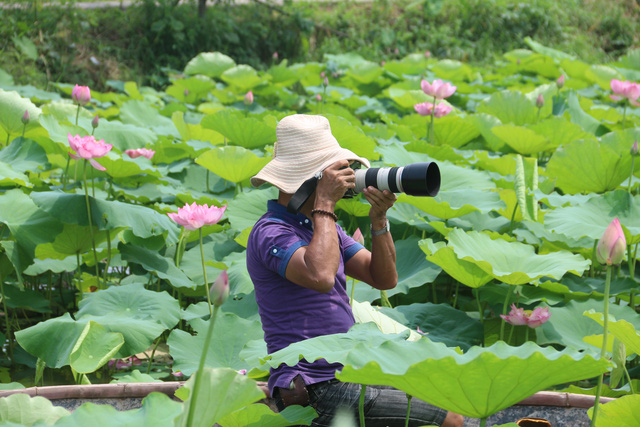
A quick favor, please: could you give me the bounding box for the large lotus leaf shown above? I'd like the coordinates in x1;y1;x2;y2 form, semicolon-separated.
34;223;110;258
584;310;640;356
259;322;409;369
432;59;474;81
325;114;378;160
375;142;432;167
200;110;276;148
584;65;623;90
110;369;161;384
2;283;51;313
0;394;70;426
167;313;263;376
0;89;42;137
119;100;179;137
337;340;610;419
543;190;640;243
419;239;493;288
387;88;429;110
220;65;264;90
92;119;158;152
336;198;370;217
174;368;266;427
172;111;224;145
471;113;508;152
588;394;640;427
524;37;574;60
381;303;483;350
0;189;63;266
491;125;550;155
118;243;196;289
536;299;640;351
448;228;590;285
565;92;603;135
0;138;49;173
477;91;538;126
31;192;179;244
98;151;161;178
219;404;316;427
0;161;31;187
346;61;384;85
547;138;636;194
267;64;301;87
69;321;124;374
51;392;182;427
185;51;236;77
528;117;596;149
432;115;479;148
398;190;504;220
196;146;270;184
351;301;421;341
166;77;216;104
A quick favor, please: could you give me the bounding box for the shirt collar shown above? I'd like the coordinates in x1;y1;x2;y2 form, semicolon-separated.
267;199;313;230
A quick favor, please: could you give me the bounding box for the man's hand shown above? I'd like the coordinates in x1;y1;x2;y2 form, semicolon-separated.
314;160;356;210
362;187;396;229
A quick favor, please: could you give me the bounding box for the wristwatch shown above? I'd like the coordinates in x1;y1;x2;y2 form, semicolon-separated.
370;219;390;236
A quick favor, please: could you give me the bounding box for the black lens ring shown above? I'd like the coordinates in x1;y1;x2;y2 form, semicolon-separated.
365;168;378;189
387;167;400;193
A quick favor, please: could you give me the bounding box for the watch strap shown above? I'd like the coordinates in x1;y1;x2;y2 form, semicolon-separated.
370;219;390;236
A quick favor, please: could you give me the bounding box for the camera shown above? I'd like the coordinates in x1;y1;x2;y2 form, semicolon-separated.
343;161;441;198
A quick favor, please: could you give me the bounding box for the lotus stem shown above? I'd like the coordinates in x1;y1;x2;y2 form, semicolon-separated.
5;133;9;145
525;327;530;343
452;282;459;309
474;288;484;325
103;230;111;286
175;229;190;268
428;96;436;144
185;305;220;427
75;105;80;126
404;394;412;427
622;104;627;130
359;384;366;427
350;278;356;307
590;266;612;427
199;228;213;317
83;160;101;285
628;155;635;194
499;285;511;341
206;169;210;193
380;290;392;308
480;418;487;427
147;336;162;375
21;123;26;139
62;158;70;190
0;272;13;364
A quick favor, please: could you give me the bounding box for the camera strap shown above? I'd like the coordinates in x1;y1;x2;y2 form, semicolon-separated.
287;175;318;214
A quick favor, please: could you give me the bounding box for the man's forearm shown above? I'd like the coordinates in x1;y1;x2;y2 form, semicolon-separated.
369;226;397;289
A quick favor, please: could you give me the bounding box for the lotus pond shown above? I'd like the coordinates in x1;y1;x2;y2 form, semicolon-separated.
0;37;640;426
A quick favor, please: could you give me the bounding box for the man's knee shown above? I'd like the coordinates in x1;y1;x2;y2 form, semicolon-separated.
442;411;464;427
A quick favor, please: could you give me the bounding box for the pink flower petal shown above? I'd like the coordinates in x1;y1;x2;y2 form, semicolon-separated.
89;158;106;171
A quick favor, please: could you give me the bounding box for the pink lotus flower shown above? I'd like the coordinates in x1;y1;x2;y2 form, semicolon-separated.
244;91;254;106
500;304;529;326
353;228;365;246
433;103;453;118
527;307;551;328
557;75;565;89
108;356;142;370
501;304;550;328
420;79;456;99
536;94;544;108
210;270;229;307
72;85;91;106
167;202;226;231
68;133;113;171
173;371;184;377
424;51;431;58
21;110;30;124
596;218;626;266
610;79;640;106
237;369;247;375
124;148;155;160
414;102;434;116
414;102;453;118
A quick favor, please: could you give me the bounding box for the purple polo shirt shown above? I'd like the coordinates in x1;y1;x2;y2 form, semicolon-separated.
246;200;364;394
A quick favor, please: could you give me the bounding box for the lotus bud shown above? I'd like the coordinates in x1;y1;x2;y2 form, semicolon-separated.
244;91;254;106
556;75;565;89
536;94;544;108
424;50;431;58
353;228;365;246
209;270;229;307
596;218;626;266
631;140;639;156
21;110;30;125
91;115;100;129
316;94;322;102
323;77;329;87
381;60;386;66
72;84;91;106
320;72;325;78
184;89;189;97
394;48;399;55
272;52;278;60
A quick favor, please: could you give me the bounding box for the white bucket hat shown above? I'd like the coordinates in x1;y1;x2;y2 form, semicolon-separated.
251;114;370;194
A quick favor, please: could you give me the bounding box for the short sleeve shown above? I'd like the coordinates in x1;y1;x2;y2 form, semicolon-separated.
337;225;365;262
251;219;309;278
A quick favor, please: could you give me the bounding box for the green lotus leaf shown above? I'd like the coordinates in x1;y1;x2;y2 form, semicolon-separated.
565;92;603;135
172;111;224;146
110;369;161;383
2;283;51;313
387;88;429;110
527;117;595;150
325;114;378;160
0;394;70;426
419;239;493;288
538;275;636;299
119;243;196;289
391;236;442;295
0;161;31;187
174;368;266;427
518;55;560;79
168;313;264;376
219;404;317;427
200;110;276;148
375;142;432;167
69;321;124;374
185;51;236;77
166;76;217;104
52;392;182;427
491;125;550;155
537;299;640;351
559;382;640;398
448;228;590;285
336;197;370;217
220;65;264;90
0;89;42;137
0;383;24;390
119;100;179;137
477;91;537;126
34;223;110;258
337;340;610;419
547;136;637;194
93;119;158;152
386;203;432;230
260;322;409;369
345;61;384;85
98;151;161;178
431;59;474;81
584;310;640;356
470;112;508;152
543;190;640;243
0;138;49;174
431;115;479;148
398;190;504;220
381;303;483;350
584;65;623;90
524;37;574;60
179;233;240;288
267;64;300;87
351;301;421;341
31;192;179;244
588;394;640;427
196;145;270;184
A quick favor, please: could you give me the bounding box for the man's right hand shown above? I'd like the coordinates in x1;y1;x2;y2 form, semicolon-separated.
314;160;356;209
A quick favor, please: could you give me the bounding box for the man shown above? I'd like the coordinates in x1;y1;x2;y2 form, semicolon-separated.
246;114;462;427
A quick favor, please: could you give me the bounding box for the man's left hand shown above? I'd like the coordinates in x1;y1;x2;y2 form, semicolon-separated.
362;186;396;229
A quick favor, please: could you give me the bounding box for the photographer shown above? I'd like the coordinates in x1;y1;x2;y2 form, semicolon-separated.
246;114;462;427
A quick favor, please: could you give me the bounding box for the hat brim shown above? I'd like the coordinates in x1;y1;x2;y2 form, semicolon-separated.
251;148;370;194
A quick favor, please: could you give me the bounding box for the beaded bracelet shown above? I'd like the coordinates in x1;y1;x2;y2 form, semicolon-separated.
310;209;338;222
